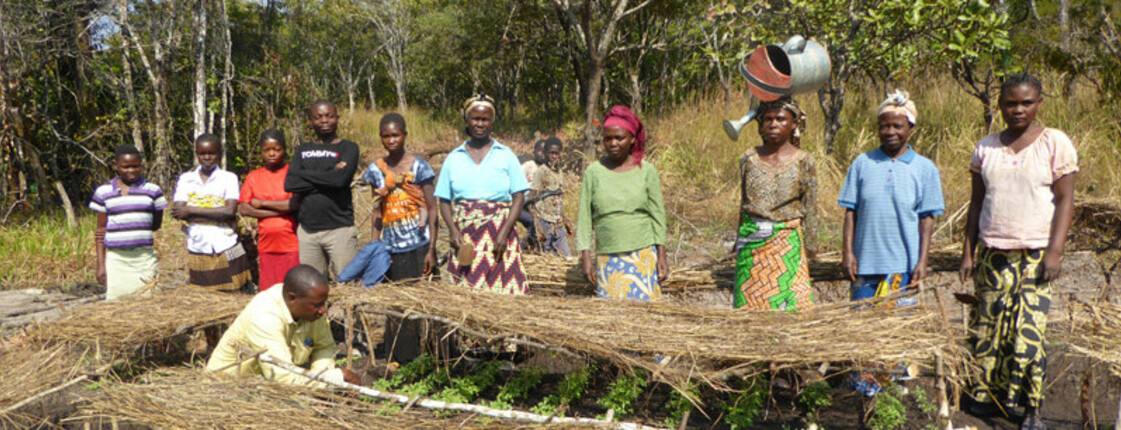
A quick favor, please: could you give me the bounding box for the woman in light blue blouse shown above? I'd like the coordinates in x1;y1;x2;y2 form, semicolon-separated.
434;95;530;295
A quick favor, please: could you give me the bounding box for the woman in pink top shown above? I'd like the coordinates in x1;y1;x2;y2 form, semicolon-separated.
959;74;1077;428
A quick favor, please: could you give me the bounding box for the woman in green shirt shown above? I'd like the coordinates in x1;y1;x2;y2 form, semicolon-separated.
576;105;668;301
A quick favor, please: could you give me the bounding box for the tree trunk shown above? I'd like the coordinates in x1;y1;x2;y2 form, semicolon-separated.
18;137;50;207
219;0;234;165
817;81;846;154
628;70;643;116
1058;0;1070;48
119;18;144;154
53;181;75;228
367;73;377;109
192;0;208;139
582;58;606;156
394;78;407;113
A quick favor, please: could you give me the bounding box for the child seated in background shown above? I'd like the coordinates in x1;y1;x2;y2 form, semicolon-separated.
529;137;571;256
172;134;252;292
239;129;299;291
90;144;168;300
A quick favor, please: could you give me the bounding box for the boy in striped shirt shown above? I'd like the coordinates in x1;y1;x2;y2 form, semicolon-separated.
90;144;168;300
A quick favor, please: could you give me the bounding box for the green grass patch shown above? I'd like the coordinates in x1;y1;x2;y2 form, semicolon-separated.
0;212;96;290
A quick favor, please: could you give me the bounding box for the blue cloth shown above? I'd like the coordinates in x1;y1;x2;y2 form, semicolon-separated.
361;157;436;254
338;241;392;287
434;140;529;202
837;147;944;275
850;273;918;308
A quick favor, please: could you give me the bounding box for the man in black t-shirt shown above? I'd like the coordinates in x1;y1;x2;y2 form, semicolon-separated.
284;101;360;278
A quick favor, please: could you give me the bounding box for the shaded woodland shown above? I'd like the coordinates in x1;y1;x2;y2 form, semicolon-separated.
1;0;1120;222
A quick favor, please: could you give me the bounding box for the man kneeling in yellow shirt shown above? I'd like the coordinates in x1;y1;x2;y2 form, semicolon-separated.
206;264;360;387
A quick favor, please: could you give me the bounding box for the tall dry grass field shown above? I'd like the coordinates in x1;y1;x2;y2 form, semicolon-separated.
652;75;1119;261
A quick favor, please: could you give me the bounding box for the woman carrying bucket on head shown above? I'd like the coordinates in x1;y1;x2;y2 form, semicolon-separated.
575;105;668;302
435;95;529;295
731;97;818;312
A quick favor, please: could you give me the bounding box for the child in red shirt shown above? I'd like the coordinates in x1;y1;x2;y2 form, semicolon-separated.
239;130;299;290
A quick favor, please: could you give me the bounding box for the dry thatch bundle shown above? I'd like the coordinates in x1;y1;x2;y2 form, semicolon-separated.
24;287;249;353
78;367;596;429
0;288;249;424
335;281;971;390
1065;300;1121;376
0;343;100;427
520;253;729;294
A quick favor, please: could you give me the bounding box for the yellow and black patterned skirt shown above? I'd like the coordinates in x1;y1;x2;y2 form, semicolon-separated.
968;244;1051;409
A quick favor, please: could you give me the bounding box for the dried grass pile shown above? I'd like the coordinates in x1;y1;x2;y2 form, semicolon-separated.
77;367;594;430
0;344;97;427
337;281;971;389
520;253;729;294
24;287;249;352
1065;300;1121;376
0;288;249;424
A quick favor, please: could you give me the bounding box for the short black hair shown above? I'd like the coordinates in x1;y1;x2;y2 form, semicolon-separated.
379;113;407;131
309;99;336;115
257;129;286;147
533;139;546;151
194;133;222;151
114;144;140;159
282;264;328;297
544;137;563;151
1000;73;1043;99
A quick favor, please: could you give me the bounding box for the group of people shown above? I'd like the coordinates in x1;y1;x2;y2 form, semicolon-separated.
726;74;1072;428
89;73;1071;428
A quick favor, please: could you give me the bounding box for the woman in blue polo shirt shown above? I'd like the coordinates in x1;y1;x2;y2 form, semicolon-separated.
838;90;944;397
839;90;944;304
435;95;530;295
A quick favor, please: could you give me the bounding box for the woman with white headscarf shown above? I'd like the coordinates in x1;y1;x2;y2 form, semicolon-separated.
839;90;945;306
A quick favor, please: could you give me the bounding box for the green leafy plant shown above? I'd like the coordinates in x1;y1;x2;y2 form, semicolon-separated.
869;390;907;430
370;354;436;391
724;375;767;430
662;381;699;428
530;365;594;417
910;386;938;416
495;365;545;406
596;369;647;417
798;380;833;419
433;360;506;404
399;368;450;398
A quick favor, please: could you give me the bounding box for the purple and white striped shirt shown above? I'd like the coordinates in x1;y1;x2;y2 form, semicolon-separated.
89;177;168;249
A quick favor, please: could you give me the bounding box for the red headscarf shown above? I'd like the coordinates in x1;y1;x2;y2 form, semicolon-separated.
603;105;647;166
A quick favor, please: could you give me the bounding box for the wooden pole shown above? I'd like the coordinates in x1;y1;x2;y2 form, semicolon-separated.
345;307;355;369
257;353;663;430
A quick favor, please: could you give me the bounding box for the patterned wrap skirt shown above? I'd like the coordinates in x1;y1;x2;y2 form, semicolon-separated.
968;245;1051;409
188;242;252;292
596;245;662;302
446;200;527;295
733;215;814;311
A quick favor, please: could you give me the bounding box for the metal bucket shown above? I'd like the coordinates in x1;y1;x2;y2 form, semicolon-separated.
739;35;831;102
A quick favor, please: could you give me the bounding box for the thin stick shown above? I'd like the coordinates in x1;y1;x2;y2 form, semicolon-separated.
0;361;116;416
345;308;355;369
257;353;663;430
358;307;585;360
935;352;950;428
1115;376;1121;430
